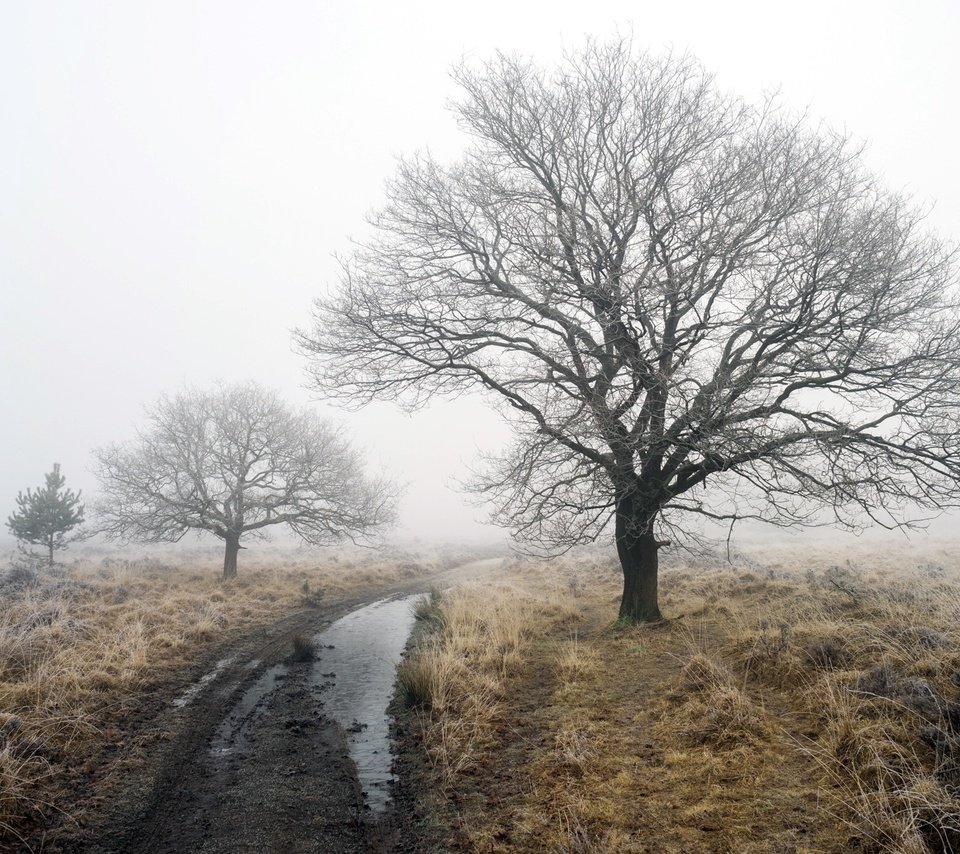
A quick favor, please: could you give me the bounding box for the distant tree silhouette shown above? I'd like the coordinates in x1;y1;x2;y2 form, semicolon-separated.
94;382;396;580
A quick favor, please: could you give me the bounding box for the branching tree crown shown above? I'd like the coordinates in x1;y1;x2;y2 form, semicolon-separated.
7;464;85;565
94;383;396;579
298;42;960;621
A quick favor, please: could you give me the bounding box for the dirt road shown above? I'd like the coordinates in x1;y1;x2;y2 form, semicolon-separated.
61;558;501;853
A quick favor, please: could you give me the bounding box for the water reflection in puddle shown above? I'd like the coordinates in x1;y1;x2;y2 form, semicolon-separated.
312;594;421;813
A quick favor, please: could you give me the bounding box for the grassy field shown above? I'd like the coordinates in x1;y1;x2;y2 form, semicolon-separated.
0;541;478;848
396;539;960;853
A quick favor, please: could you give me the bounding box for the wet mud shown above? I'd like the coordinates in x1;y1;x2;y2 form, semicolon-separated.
51;559;501;854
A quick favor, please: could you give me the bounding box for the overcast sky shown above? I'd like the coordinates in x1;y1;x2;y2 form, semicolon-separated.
2;0;958;546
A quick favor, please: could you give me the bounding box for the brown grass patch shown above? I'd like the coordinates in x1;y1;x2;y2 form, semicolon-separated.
399;540;960;852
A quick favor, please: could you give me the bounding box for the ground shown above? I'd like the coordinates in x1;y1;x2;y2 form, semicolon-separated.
0;544;496;852
75;559;499;853
391;540;960;853
4;539;960;853
78;602;366;853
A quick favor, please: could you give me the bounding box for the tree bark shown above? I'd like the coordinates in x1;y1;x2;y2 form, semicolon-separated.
47;538;54;567
615;497;663;623
222;531;241;580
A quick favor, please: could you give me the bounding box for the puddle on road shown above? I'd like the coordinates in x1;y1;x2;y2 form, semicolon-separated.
312;594;421;813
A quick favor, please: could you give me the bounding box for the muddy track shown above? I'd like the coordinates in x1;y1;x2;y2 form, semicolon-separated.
56;558;501;854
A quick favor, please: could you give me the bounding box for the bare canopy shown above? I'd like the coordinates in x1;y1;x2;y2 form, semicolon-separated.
299;42;960;621
94;383;395;579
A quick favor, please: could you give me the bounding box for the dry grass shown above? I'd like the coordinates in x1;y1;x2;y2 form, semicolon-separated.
398;581;581;795
400;539;960;852
0;540;478;846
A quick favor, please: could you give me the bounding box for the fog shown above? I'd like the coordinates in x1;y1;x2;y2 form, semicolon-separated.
2;1;959;547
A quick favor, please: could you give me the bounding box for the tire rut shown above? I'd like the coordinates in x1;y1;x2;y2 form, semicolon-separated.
61;558;502;854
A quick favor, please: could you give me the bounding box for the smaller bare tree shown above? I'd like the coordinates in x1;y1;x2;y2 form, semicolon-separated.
93;383;395;579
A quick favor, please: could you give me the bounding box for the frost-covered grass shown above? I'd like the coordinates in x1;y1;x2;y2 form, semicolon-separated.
398;540;960;852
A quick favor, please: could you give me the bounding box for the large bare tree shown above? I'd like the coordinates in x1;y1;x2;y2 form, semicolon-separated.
94;383;395;579
299;43;960;621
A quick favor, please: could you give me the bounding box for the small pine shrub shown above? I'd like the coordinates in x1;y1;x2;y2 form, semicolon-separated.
299;581;324;608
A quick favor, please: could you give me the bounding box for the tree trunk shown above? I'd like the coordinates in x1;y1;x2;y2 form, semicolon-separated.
47;537;54;567
222;532;241;580
615;497;663;623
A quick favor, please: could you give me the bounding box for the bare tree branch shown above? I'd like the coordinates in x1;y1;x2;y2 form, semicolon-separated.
93;383;396;579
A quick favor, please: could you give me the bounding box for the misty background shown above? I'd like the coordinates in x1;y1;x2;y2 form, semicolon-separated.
2;1;959;549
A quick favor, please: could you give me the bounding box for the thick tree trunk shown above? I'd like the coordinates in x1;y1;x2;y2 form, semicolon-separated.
615;497;663;623
222;532;241;580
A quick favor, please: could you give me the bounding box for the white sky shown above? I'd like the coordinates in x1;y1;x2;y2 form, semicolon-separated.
1;0;958;545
